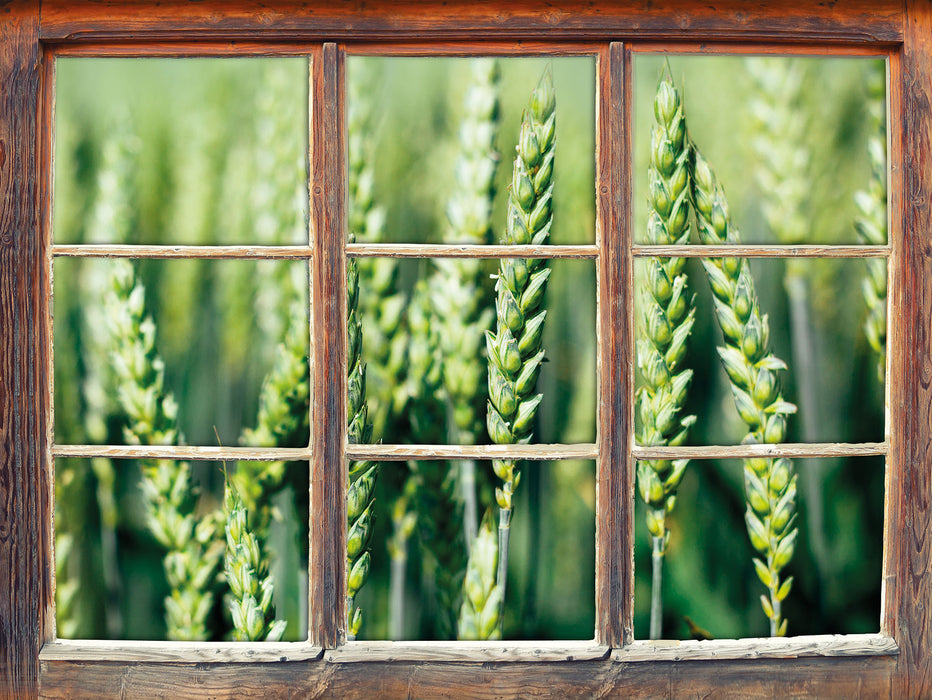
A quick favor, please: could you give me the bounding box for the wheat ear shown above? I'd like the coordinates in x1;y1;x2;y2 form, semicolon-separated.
485;66;555;631
457;510;503;640
106;260;223;640
407;279;468;639
636;69;696;640
223;473;287;641
346;236;378;639
432;58;501;547
690;146;799;637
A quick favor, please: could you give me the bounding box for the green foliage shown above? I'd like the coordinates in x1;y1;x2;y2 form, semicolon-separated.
691;146;799;637
855;62;888;382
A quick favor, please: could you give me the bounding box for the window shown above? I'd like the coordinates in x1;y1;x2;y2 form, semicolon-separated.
2;2;929;697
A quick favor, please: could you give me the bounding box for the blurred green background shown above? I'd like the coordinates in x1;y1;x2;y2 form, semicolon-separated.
52;52;884;642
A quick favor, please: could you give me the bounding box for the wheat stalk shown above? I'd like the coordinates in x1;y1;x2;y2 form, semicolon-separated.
431;58;501;549
855;62;888;383
223;473;287;641
106;259;224;641
636;69;696;640
346;236;379;639
457;510;503;641
485;65;555;628
406;279;468;639
350;60;409;440
690;145;799;637
745;58;832;608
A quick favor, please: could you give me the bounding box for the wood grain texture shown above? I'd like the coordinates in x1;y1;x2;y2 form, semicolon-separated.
324;641;607;663
345;443;597;462
614;634;898;663
633;244;890;258
38;655;895;699
0;3;51;698
38;0;903;44
888;3;932;697
633;442;888;460
308;42;347;649
39;640;322;663
346;243;597;259
51;444;311;462
53;244;314;259
594;42;630;648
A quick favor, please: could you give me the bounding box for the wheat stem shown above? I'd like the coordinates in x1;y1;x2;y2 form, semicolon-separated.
690;145;799;637
485;66;556;634
636;68;697;640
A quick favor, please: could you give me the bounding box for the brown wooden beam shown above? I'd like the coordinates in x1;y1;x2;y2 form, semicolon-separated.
38;655;896;698
38;0;903;45
0;2;52;697
308;41;347;648
887;2;932;697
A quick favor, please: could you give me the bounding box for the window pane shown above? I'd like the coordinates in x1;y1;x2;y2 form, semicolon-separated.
53;257;310;448
352;257;596;446
633;456;883;639
348;459;595;641
54;458;309;641
634;54;887;245
54;58;309;245
633;257;885;446
346;56;596;245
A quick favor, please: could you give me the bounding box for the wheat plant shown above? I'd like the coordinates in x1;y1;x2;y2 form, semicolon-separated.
745;57;831;609
431;58;501;547
855;62;888;383
346;237;378;639
406;279;468;639
691;146;799;637
485;65;555;629
457;510;503;641
106;259;224;640
223;474;287;641
636;70;696;640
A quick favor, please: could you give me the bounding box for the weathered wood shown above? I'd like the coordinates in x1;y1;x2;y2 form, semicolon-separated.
325;641;608;663
633;442;888;461
51;444;311;462
630;41;893;57
308;42;347;649
887;3;932;697
0;4;51;698
614;634;898;663
346;443;597;462
53;244;313;259
346;41;601;56
347;243;598;259
593;41;631;648
633;244;890;258
39;640;323;664
38;655;896;699
38;1;903;44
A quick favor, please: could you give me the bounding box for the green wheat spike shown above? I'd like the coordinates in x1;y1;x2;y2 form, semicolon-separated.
691;145;799;637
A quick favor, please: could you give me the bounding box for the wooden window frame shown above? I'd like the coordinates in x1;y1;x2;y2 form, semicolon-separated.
1;1;928;696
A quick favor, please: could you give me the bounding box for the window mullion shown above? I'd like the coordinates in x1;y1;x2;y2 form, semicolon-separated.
308;41;348;648
595;41;633;647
